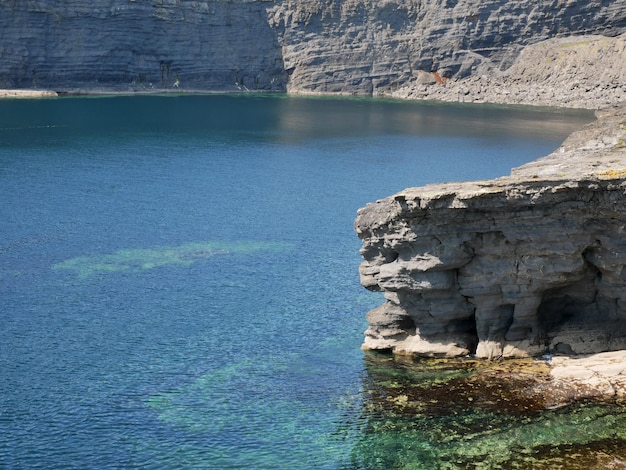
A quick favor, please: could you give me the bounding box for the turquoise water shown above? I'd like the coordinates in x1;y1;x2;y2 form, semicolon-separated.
2;95;622;469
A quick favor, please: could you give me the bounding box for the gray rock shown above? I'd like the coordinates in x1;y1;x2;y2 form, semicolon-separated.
1;0;625;101
272;0;626;97
355;102;626;358
0;0;287;92
393;33;626;109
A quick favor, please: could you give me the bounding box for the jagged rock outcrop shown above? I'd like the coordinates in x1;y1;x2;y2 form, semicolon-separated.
1;0;625;99
355;103;626;359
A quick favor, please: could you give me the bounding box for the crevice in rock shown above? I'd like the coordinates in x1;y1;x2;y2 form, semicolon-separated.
459;292;479;355
387;249;399;263
465;313;479;355
499;303;516;336
537;285;596;331
400;314;418;338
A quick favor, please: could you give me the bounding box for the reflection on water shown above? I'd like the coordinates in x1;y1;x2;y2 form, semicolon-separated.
0;94;594;149
272;97;590;143
352;353;626;469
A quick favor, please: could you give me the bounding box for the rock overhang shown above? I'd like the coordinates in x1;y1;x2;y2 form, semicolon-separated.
355;103;626;359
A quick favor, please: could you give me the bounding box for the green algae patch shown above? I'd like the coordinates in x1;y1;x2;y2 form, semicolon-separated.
353;353;626;469
53;240;291;279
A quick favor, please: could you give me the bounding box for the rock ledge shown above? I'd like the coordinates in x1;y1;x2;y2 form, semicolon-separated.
356;102;626;361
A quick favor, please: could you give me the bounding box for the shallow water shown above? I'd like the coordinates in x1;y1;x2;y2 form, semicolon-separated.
2;94;623;469
356;354;626;469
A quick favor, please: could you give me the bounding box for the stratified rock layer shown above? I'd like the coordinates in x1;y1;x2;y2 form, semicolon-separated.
270;0;626;96
355;103;626;359
0;0;286;92
1;0;625;102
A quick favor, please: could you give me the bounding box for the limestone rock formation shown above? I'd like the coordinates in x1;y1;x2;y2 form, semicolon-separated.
549;351;626;402
355;102;626;359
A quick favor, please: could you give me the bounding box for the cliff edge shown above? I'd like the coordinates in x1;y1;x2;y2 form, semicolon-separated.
355;102;626;360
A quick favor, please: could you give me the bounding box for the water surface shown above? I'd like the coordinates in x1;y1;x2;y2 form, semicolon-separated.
2;95;622;469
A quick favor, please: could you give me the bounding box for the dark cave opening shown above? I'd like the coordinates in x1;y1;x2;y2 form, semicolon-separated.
536;268;599;344
454;313;479;355
537;291;583;332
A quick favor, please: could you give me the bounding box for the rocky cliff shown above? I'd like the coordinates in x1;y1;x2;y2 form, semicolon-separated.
355;103;626;359
1;0;625;100
271;0;626;96
0;0;286;92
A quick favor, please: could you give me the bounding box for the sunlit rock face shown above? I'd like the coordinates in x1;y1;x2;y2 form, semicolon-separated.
355;104;626;359
270;0;626;95
1;0;625;94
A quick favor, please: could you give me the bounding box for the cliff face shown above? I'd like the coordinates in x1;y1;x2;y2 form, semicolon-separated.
1;0;625;95
0;0;286;91
270;0;626;95
355;103;626;359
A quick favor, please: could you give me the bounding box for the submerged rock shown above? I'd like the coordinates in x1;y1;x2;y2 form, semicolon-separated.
355;102;626;360
357;351;626;467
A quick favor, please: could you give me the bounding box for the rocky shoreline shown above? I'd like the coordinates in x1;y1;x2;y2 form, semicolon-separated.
2;32;625;110
0;89;58;99
549;351;626;404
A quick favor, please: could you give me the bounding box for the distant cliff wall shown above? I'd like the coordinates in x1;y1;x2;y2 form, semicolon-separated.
391;32;626;109
0;0;286;91
1;0;625;96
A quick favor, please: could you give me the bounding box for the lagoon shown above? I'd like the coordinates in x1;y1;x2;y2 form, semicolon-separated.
2;95;622;469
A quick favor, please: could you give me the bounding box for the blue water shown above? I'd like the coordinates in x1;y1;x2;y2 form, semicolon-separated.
0;95;599;468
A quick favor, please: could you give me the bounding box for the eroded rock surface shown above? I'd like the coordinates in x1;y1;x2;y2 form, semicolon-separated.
355;103;626;359
549;351;626;402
